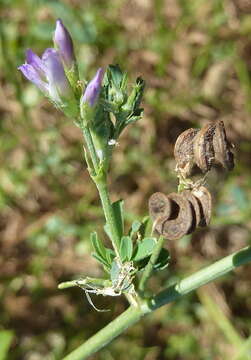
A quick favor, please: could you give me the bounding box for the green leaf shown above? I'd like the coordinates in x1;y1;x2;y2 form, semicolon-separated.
120;73;128;91
119;236;133;261
136;248;170;272
140;216;151;238
104;223;112;239
107;64;124;89
133;237;157;261
90;232;115;271
130;220;142;235
129;218;151;238
92;253;110;268
105;248;115;265
110;259;120;285
0;330;14;360
90;232;106;259
121;77;145;114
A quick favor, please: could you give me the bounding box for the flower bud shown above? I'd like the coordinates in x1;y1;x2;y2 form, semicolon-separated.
53;19;79;89
54;19;75;69
81;68;104;107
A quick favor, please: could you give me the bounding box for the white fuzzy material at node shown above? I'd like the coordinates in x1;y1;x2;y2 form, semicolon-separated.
108;139;118;146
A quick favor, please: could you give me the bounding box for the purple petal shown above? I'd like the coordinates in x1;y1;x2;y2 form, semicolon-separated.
82;68;104;106
18;63;49;94
54;19;75;68
26;49;47;77
42;48;71;102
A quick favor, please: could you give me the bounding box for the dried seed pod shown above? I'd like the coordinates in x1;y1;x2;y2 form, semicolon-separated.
181;190;202;232
156;193;193;240
192;186;212;227
149;192;172;221
174;128;199;177
213;120;234;170
193;123;216;173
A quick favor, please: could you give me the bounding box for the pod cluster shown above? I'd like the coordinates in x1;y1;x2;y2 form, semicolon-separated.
149;120;234;240
174;120;234;178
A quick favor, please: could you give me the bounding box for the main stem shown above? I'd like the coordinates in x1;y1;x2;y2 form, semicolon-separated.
63;246;251;360
82;126;100;173
82;125;121;258
95;180;121;258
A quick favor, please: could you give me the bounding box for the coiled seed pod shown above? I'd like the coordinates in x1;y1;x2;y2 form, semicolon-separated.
213;120;234;170
192;186;212;227
181;190;202;232
149;187;213;240
149;192;194;240
159;193;193;240
174;120;234;179
193;123;216;173
174;128;199;177
149;192;172;221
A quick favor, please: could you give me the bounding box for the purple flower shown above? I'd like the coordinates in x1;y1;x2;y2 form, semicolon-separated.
26;48;47;77
18;48;72;104
54;19;75;69
81;68;104;107
42;48;72;102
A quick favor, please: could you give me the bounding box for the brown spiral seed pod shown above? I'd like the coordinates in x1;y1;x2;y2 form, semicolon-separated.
193;123;216;173
156;193;194;240
181;190;202;232
192;186;212;227
174;121;234;180
213;120;234;171
174;128;199;177
148;192;172;221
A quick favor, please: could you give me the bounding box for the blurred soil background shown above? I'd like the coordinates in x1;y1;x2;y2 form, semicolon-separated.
1;0;251;359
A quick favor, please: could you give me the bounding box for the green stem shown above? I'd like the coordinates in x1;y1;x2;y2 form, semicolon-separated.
139;235;165;292
81;125;121;259
62;246;251;360
63;306;145;360
58;278;111;290
82;126;100;174
95;180;121;259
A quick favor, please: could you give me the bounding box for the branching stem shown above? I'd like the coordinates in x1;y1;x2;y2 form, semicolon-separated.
63;246;251;360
